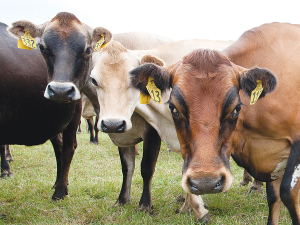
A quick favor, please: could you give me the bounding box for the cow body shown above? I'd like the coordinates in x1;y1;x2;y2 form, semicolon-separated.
130;22;300;224
90;38;232;221
4;12;106;200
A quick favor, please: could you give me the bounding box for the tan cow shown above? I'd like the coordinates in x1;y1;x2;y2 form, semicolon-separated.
130;22;300;224
81;32;173;143
90;31;233;222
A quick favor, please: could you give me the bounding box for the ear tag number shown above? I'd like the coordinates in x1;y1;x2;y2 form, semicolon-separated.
250;80;263;105
146;77;162;104
94;35;107;51
140;93;151;104
18;31;37;50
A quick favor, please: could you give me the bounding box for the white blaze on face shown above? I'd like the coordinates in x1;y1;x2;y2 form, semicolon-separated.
291;164;300;190
270;158;288;180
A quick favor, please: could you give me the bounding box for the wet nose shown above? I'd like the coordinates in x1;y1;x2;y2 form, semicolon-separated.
187;175;225;195
101;119;126;133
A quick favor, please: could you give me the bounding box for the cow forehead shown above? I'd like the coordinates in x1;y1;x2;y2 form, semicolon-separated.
43;19;89;45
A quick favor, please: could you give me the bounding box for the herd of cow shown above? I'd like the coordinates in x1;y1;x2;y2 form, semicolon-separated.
0;12;300;224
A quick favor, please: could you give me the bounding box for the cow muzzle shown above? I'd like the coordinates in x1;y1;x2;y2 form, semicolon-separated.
44;82;81;103
182;168;233;195
100;119;127;133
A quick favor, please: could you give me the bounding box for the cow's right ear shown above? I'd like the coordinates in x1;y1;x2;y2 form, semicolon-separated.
91;27;113;50
130;63;171;95
9;21;47;38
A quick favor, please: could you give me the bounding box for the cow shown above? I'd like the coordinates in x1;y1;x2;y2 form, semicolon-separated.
80;32;173;144
2;12;106;200
89;30;233;221
130;22;300;224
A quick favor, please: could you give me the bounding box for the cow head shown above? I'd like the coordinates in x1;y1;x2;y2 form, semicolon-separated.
130;49;277;195
90;35;164;133
9;12;109;103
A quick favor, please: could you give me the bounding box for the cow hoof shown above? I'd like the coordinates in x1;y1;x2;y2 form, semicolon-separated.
1;171;8;178
89;141;99;145
197;212;211;224
52;189;68;201
138;204;153;212
112;199;128;207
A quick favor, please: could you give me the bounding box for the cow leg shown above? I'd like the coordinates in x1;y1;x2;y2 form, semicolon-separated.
266;177;283;225
138;127;161;210
86;118;96;144
1;145;13;178
280;141;300;225
77;120;82;134
179;193;210;223
5;145;13;162
239;169;253;186
52;102;81;200
93;116;99;144
113;146;136;206
248;179;263;194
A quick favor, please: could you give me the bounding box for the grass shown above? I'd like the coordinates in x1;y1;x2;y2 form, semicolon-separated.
0;122;292;224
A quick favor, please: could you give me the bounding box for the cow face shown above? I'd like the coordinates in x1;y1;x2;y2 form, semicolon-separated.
9;12;109;103
130;49;277;195
90;37;164;133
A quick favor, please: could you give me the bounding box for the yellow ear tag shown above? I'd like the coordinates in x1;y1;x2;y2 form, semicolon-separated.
250;80;263;105
140;93;151;104
18;31;37;50
146;77;162;104
18;39;32;50
94;35;106;51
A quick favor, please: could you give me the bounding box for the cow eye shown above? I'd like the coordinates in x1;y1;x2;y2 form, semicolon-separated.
230;104;242;119
85;47;92;55
169;103;180;118
90;77;98;86
38;43;44;51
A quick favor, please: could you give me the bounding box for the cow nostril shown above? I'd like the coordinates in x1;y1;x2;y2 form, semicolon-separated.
67;86;75;97
48;85;55;97
188;177;199;192
215;175;225;191
117;120;126;132
101;120;108;131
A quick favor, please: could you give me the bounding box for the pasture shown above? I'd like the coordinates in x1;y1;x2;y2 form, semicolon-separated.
0;122;291;224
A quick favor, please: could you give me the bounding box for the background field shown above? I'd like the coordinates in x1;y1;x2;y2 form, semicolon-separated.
0;122;291;224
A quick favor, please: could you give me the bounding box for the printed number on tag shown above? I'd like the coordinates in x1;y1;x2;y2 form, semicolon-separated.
146;77;162;104
250;80;263;105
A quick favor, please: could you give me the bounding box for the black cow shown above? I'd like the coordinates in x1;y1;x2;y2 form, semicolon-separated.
1;12;102;200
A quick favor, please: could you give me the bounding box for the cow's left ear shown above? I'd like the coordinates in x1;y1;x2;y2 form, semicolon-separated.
91;27;112;50
141;55;165;67
9;20;47;38
239;67;277;98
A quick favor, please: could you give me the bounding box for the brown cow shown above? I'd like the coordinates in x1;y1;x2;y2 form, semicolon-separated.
130;23;300;224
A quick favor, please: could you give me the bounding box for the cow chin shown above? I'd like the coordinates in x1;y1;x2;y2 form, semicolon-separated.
181;167;233;195
44;81;81;103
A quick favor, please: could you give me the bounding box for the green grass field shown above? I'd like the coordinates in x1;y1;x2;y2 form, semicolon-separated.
0;122;292;224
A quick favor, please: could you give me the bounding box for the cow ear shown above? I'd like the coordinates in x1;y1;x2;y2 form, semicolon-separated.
91;27;112;50
9;21;47;38
130;63;171;95
239;67;277;98
141;55;165;67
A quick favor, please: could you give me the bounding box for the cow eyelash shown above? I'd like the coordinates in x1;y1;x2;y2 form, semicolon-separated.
230;103;243;119
168;102;180;118
90;77;98;86
38;44;53;56
84;47;92;55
